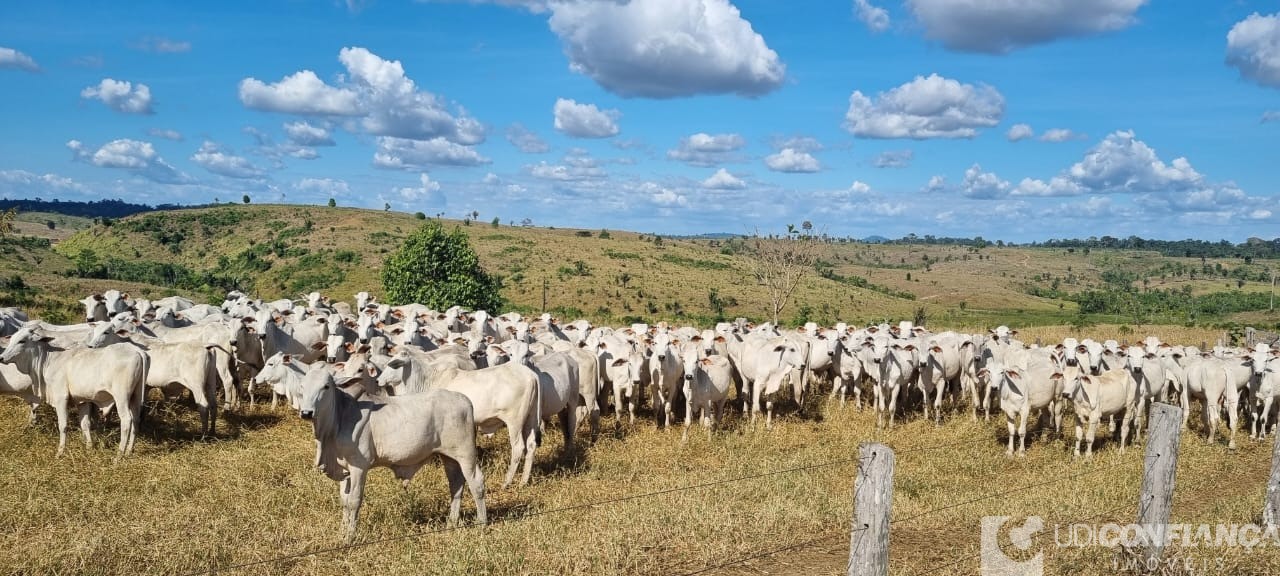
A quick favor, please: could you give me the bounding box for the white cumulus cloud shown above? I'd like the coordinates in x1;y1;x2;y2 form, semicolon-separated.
1006;123;1033;142
506;123;550;153
284;121;335;146
668;133;746;166
373;136;491;169
1226;12;1280;88
294;178;350;197
854;0;890;33
553;98;620;138
67;138;192;184
240;47;484;145
702;168;746;190
1040;128;1084;142
961;163;1010;198
874;149;913;168
546;0;785;98
844;74;1004;139
147;128;183;141
764;148;821;173
81;78;154;114
906;0;1148;54
395;173;445;204
191;141;267;179
0;170;89;196
0;47;39;72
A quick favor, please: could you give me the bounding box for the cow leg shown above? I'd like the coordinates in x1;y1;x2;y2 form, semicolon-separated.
117;401;137;458
1263;398;1275;439
1018;408;1029;456
340;467;367;544
613;384;624;429
982;385;993;421
1226;397;1239;450
26;401;38;426
751;379;763;427
1005;412;1016;456
1119;409;1134;454
77;402;94;448
500;421;523;489
873;385;885;428
520;421;538;486
887;385;900;429
682;387;693;442
1085;417;1098;458
765;399;774;430
1073;419;1083;457
442;456;465;526
933;382;945;425
558;409;575;461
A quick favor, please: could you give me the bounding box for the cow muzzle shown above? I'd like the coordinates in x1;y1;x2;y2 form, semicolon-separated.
299;410;314;420
1065;358;1078;367
684;374;693;381
359;338;370;345
326;357;337;363
657;354;666;361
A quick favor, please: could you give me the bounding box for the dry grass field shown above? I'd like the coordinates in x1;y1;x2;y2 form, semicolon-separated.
0;383;1275;576
1;204;1278;576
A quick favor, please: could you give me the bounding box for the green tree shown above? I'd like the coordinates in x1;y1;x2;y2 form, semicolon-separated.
242;194;251;204
381;220;502;311
491;217;500;228
415;212;427;220
328;198;337;208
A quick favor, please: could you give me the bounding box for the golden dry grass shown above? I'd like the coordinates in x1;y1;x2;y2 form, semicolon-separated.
1;384;1275;576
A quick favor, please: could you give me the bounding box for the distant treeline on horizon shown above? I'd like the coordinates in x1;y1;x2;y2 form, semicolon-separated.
4;197;1278;260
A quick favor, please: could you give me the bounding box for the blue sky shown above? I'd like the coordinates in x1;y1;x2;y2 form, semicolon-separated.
1;1;1278;242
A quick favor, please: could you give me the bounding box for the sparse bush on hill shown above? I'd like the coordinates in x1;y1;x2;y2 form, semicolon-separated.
381;221;502;311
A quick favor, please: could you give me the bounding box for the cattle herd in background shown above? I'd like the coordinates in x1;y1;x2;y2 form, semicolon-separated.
0;289;1278;542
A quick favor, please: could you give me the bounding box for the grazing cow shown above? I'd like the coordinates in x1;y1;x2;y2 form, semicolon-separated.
647;333;683;428
738;336;808;429
252;353;308;409
1248;349;1280;439
1062;366;1137;457
299;366;486;544
432;348;541;488
0;324;147;458
877;341;918;429
0;362;38;424
830;335;866;408
680;353;733;441
918;334;964;424
984;348;1063;456
86;323;223;436
511;344;580;459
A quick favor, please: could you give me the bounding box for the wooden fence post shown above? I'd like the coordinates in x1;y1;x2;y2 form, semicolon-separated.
849;443;894;576
1136;402;1182;565
1265;433;1280;530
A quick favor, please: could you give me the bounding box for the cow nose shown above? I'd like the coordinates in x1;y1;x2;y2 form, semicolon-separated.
684;374;693;381
657;354;665;361
327;357;336;363
827;351;834;357
299;411;314;420
359;338;369;344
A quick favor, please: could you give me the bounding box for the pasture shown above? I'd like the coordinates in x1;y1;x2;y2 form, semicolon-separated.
0;374;1275;576
0;205;1278;576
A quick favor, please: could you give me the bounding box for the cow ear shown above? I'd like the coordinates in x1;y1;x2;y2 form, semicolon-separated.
345;342;355;352
930;346;942;353
333;362;346;372
597;342;607;350
611;358;627;367
485;335;494;343
115;329;129;337
367;365;378;377
358;345;371;354
282;354;293;363
1050;372;1063;380
311;341;327;351
773;345;785;352
714;335;726;343
905;345;916;352
700;357;711;366
377;322;385;329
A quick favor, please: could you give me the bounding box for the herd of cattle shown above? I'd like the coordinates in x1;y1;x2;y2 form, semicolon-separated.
0;289;1278;542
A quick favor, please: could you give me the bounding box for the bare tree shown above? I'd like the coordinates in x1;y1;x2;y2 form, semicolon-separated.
748;226;823;325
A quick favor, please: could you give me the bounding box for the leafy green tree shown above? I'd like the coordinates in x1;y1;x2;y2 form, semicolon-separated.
381;221;502;311
242;195;251;204
491;217;500;228
328;198;337;208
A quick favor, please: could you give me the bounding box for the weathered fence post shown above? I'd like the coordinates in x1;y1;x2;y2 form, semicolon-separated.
849;443;894;576
1265;433;1280;530
1136;402;1182;565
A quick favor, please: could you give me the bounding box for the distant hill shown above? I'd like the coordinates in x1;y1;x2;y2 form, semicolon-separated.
861;235;890;244
0;198;160;220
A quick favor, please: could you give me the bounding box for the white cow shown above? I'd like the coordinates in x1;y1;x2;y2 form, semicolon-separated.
85;322;223;436
1062;366;1137;457
298;366;486;544
877;341;918;429
432;350;542;488
1;324;147;458
738;336;808;429
1248;349;1280;439
985;348;1063;456
0;362;38;424
918;333;964;424
647;333;683;429
252;352;308;409
680;353;733;441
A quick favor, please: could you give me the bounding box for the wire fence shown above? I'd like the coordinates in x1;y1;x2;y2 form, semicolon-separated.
182;410;1263;576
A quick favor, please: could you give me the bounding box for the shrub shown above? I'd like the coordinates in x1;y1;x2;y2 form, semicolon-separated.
381;221;502;311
